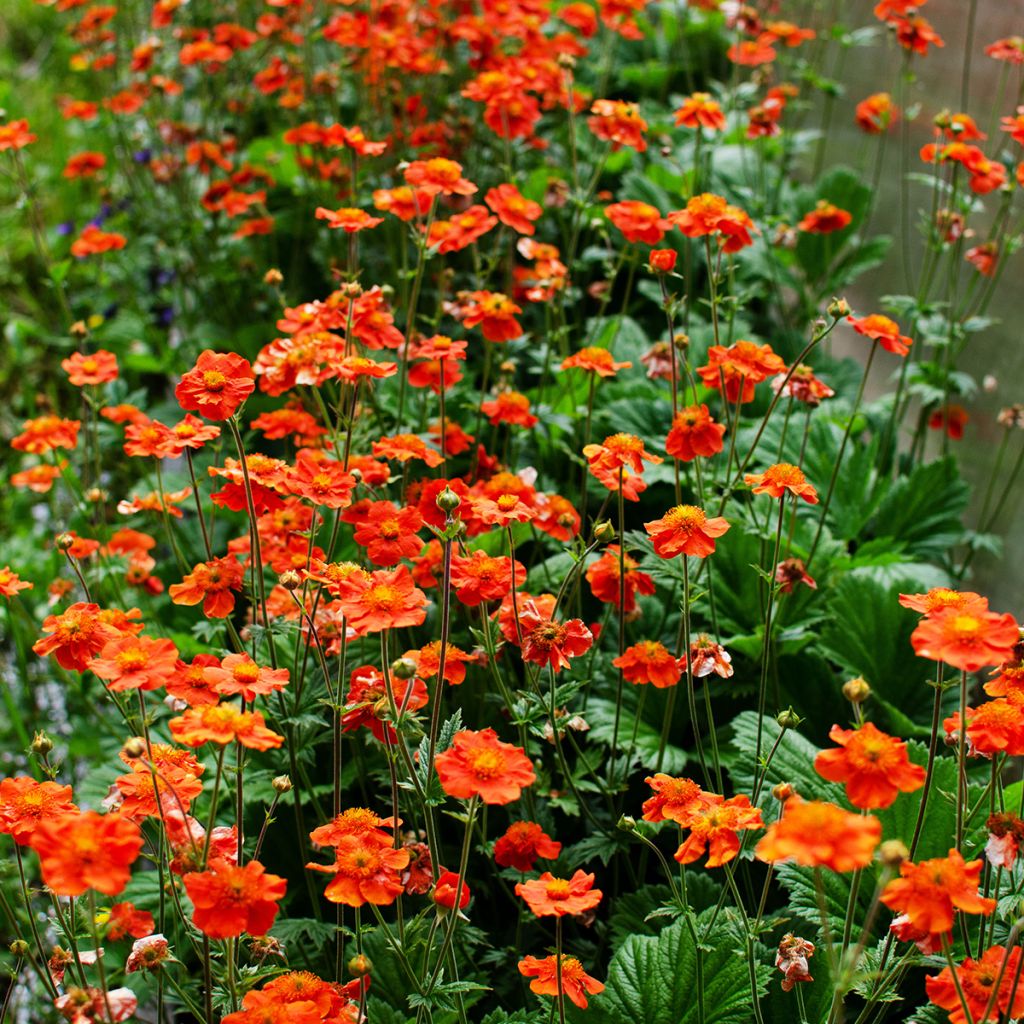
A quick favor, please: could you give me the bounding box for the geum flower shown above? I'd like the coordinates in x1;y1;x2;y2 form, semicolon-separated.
745;463;819;503
169;704;284;750
674;795;764;868
813;722;926;809
911;600;1019;672
926;945;1024;1024
336;566;428;634
644;505;730;558
665;404;725;461
642;774;712;824
515;870;603;917
754;798;881;871
307;835;409;906
494;821;562;872
519;955;605;1009
0;777;77;845
31;811;144;896
519;602;593;671
168;556;246;619
175;350;256;420
435;728;536;805
183;860;286;939
614;641;683;688
33;602;121;671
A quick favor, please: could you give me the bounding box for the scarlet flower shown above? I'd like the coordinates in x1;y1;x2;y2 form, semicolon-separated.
337;566;428;634
461;291;524;342
814;722;926;809
519;602;593;671
433;870;471;910
204;653;289;702
519;955;605;1009
309;807;396;849
776;557;817;594
472;492;537;527
587;99;648;151
183;859;286;939
881;849;995;937
675;92;727;131
986;37;1024;64
172;414;221;449
649;249;678;273
745;463;819;503
0;118;36;150
342;664;428;744
88;635;180;692
0;777;77;845
674;795;765;867
372;433;444;468
169;704;284;750
123;418;183;459
644;504;730;558
427;207;498;253
404;641;472;686
403;158;476;196
61;349;118;386
71;225;127;257
307;835;410;906
105;901;155;941
494;821;562;872
516;870;603;917
894;14;944;56
372;185;433;221
583;432;663;480
0;567;32;598
668;193;758;252
614;640;683;688
911;602;1019;672
169;556;246;619
926;945;1024;1024
899;588;982;616
605;200;669;244
31;811;143;896
33;602;121;671
949;699;1024;757
773;364;835;407
642;774;711;824
11;415;81;454
435;728;536;804
585;547;655;613
666;404;726;461
856;92;898;134
928;404;969;440
352;501;424;566
727;35;777;66
754;798;881;871
449;551;526;607
847;313;913;357
797;200;853;234
314;206;384;232
114;764;204;819
484;184;542;235
175;350;256;420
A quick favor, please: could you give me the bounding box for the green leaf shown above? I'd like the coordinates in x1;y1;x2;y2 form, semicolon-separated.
577;914;770;1024
586;697;687;775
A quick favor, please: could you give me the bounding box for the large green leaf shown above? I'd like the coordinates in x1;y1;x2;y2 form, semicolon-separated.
576;915;770;1024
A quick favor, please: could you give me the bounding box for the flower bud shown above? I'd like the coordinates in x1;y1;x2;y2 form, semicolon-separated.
31;731;54;756
617;814;637;832
390;657;418;681
672;332;690;352
557;53;576;69
9;939;29;957
650;249;677;273
593;520;615;542
263;268;283;285
348;954;373;977
84;488;108;504
879;839;909;867
272;774;293;794
436;487;461;514
842;677;871;704
278;570;302;591
827;297;851;319
122;736;147;760
776;708;802;730
772;782;796;803
349;467;363;483
70;320;89;339
338;281;363;298
55;533;75;552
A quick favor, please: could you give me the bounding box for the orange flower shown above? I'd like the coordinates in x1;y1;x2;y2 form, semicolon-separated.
307;835;409;906
449;551;526;607
88;635;180;692
63;151;106;178
518;955;605;1009
105;901;155;941
0;567;32;598
204;653;290;702
928;404;969;440
169;556;246;619
585;546;655;613
373;185;433;221
11;415;81;454
588;99;648;151
847;314;913;357
675;92;727;131
614;640;683;688
516;870;603;917
337;566;428;634
856;92;898;134
71;225;126;258
745;463;819;503
62;350;118;386
169;704;284;750
948;699;1024;757
435;728;536;805
814;722;926;809
899;587;982;616
911;602;1019;672
484;184;542;235
797;200;852;234
926;945;1024;1024
481;391;538;428
605;200;669;244
697;340;786;402
352;501;424;566
183;860;286;938
642;774;711;824
286;451;356;509
404;640;472;686
314;206;384;232
494;822;562;872
881;849;996;937
583;432;663;480
372;433;445;467
33;602;121;671
342;664;427;744
0;118;36;150
403;157;476;196
674;795;764;867
31;811;143;896
0;777;77;845
665;404;726;461
309;807;396;849
461;291;523;342
175;350;255;420
644;504;730;558
754;798;881;871
519;602;593;671
668;193;758;252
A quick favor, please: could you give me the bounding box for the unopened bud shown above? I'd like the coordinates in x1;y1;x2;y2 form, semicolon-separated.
391;657;418;680
672;332;690;352
84;488;107;504
279;570;301;591
339;282;362;298
842;677;871;704
776;708;802;730
879;840;909;867
263;268;283;285
827;297;851;319
557;53;576;70
617;815;637;832
593;521;615;542
31;731;54;756
772;782;796;802
122;736;147;760
349;468;363;483
9;940;29;958
55;533;75;552
348;954;373;977
70;320;89;339
272;774;293;794
436;487;461;514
